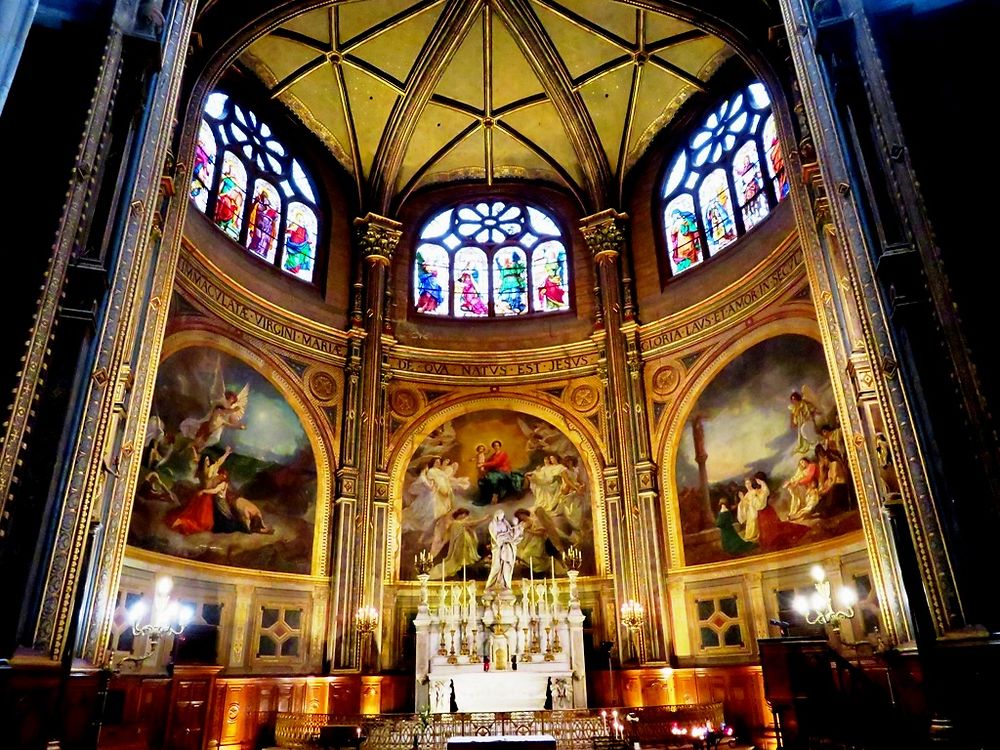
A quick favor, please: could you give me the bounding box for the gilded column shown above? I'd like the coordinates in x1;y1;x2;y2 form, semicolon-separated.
21;0;200;663
771;4;974;644
581;209;666;663
329;213;401;669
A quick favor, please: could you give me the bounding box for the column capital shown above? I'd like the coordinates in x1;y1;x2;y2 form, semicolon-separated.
580;209;628;263
354;213;403;266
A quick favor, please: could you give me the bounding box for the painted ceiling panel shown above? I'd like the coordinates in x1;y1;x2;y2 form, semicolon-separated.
556;0;638;44
243;36;324;86
336;0;437;46
625;66;688;170
656;36;730;81
643;12;696;44
531;1;625;80
416;127;488;186
280;7;333;46
398;102;480;193
284;64;353;172
342;64;401;179
578;65;633;171
434;12;486;110
491;14;546;111
348;3;445;86
490;128;563;183
501;101;584;188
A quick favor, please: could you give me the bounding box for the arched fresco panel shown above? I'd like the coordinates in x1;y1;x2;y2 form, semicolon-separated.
127;345;317;574
674;334;861;565
398;409;596;580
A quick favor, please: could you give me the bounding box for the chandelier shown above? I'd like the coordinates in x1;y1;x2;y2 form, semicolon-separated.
793;565;857;628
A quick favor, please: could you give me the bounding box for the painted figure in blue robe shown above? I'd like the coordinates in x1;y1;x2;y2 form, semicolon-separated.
416;251;444;313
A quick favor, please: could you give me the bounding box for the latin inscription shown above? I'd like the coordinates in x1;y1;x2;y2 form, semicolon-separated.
641;249;803;353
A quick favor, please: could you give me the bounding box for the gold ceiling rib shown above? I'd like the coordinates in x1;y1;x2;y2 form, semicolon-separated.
496;0;610;207
240;0;732;213
367;0;484;212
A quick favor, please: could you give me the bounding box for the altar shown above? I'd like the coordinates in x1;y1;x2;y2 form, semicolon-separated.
413;539;588;713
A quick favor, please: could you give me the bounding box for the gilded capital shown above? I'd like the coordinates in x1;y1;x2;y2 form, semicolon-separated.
580;209;628;264
354;213;403;266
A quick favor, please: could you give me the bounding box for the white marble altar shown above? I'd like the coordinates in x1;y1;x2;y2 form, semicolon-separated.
414;563;587;713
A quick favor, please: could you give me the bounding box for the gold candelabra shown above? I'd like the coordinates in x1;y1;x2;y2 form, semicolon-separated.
415;549;433;575
562;545;583;571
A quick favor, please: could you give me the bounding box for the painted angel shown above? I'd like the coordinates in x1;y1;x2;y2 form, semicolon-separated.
517;417;573;457
180;360;249;456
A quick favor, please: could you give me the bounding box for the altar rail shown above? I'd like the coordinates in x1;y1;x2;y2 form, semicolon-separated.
274;704;725;750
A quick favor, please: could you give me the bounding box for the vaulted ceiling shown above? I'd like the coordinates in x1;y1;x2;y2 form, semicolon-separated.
239;0;733;212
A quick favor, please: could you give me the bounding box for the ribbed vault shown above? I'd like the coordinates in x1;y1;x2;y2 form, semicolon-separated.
237;0;733;212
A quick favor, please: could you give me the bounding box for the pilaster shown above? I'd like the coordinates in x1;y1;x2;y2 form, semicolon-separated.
580;209;666;663
329;213;401;670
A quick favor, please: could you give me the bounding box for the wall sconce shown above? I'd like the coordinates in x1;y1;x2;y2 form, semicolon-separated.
355;606;380;636
620;599;645;663
355;606;379;673
793;565;857;629
120;576;193;669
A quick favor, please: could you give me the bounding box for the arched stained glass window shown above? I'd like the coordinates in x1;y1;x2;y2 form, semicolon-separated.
414;199;571;319
660;81;789;276
189;91;323;283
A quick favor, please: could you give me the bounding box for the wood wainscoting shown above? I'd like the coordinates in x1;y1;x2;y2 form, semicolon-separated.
589;666;774;745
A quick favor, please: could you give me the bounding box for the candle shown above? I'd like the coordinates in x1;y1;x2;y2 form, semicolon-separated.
530;557;534;584
463;565;466;585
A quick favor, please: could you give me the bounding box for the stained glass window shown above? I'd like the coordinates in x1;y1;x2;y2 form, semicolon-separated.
660;80;789;276
413;200;571;319
191;121;216;213
189;90;323;283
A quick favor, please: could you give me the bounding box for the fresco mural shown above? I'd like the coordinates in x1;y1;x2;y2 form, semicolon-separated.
674;335;861;565
398;409;595;580
128;345;317;574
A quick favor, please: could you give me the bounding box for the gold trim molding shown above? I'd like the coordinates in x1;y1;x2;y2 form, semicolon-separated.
176;241;349;364
639;234;804;356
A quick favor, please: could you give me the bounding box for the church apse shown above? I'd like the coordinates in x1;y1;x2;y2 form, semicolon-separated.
673;334;861;566
396;408;597;582
127;342;319;575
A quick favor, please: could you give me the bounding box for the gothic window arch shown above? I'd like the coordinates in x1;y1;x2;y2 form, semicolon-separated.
190;91;322;283
414;199;571;319
661;81;788;277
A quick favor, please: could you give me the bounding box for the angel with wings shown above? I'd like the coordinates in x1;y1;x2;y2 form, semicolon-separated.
180;358;250;457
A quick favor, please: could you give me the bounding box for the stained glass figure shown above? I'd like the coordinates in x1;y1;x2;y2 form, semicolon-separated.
763;115;789;199
660;80;789;277
413;200;570;319
246;179;282;263
414;244;450;315
531;241;569;311
453;247;489;317
283;202;317;281
664;194;704;274
493;247;528;316
191;120;217;213
700;170;737;253
215;152;247;240
733;141;769;230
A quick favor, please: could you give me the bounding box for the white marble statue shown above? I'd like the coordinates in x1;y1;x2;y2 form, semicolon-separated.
484;510;524;595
